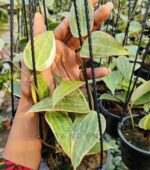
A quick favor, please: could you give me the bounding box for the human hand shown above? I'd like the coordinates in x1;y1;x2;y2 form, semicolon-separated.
21;1;113;99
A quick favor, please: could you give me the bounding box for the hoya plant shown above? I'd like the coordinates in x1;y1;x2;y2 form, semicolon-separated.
139;113;150;131
21;0;131;169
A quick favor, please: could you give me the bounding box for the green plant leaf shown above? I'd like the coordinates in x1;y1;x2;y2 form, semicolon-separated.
80;31;130;59
71;111;106;169
115;56;131;80
103;71;122;95
45;111;106;169
133;92;150;105
69;0;93;38
45;111;72;157
31;74;50;103
28;89;90;114
87;142;115;155
129;21;142;33
131;81;150;104
53;80;85;106
139;114;150;130
54;75;62;86
13;82;21;97
144;102;150;112
99;93;120;102
23;31;56;71
125;45;138;57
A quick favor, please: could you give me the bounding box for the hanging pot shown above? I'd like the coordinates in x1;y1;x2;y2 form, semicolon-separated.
118;115;150;170
99;100;120;137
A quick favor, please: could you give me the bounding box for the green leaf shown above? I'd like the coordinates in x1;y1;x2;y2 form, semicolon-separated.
28;89;90;114
125;45;138;57
87;142;115;155
13;53;22;63
71;111;106;169
115;56;131;80
45;111;72;157
131;81;150;104
80;31;130;59
133;92;150;105
99;93;120;103
31;74;50;103
129;21;142;33
103;71;122;95
139;114;150;130
99;93;126;103
144;102;150;112
54;75;62;86
0;39;4;51
116;33;125;44
45;111;106;169
52;80;85;106
13;82;21;97
19;38;28;50
69;0;93;38
23;31;56;71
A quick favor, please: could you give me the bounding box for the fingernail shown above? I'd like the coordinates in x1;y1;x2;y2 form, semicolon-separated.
105;2;114;10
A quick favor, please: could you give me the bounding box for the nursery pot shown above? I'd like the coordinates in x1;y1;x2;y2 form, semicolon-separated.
134;65;150;80
99;100;120;137
118;115;150;170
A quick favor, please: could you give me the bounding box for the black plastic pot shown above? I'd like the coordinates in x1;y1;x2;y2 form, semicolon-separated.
134;66;150;80
99;100;120;137
118;115;150;170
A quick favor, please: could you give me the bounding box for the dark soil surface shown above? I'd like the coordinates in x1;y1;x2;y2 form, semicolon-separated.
103;101;123;116
103;101;144;117
122;117;150;152
45;152;107;170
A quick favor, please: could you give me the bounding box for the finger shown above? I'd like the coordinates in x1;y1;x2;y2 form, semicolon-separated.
66;2;113;50
80;67;111;80
54;0;98;41
33;12;46;36
54;17;71;42
93;2;113;29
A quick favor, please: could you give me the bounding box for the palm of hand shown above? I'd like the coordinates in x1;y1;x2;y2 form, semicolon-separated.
21;1;113;98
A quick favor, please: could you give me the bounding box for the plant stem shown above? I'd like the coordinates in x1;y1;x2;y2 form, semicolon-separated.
128;105;135;129
3;59;39;97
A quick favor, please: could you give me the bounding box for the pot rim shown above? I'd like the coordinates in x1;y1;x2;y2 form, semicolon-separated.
118;114;150;156
99;99;120;119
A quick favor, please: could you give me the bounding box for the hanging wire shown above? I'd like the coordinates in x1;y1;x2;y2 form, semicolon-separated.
128;0;131;19
42;0;48;30
123;0;150;115
22;0;29;41
125;39;150;108
105;0;114;33
84;0;103;168
17;8;20;52
122;0;138;45
72;0;92;109
9;0;15;121
28;0;43;138
114;0;121;37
